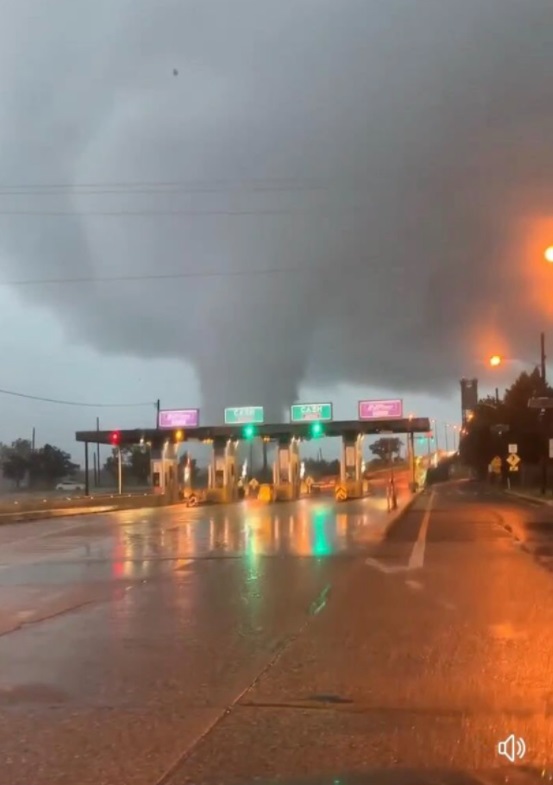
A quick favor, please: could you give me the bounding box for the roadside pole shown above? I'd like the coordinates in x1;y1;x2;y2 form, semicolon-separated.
118;446;122;495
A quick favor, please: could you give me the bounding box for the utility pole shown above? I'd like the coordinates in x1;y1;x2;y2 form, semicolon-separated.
432;420;440;455
156;399;161;428
538;332;548;495
96;417;101;487
31;427;36;451
444;423;449;452
262;440;268;476
117;446;123;495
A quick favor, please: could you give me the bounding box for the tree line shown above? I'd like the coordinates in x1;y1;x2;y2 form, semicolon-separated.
459;367;553;478
0;434;408;489
0;439;77;488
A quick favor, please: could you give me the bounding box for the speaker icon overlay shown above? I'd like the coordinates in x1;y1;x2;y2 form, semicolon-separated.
497;734;526;763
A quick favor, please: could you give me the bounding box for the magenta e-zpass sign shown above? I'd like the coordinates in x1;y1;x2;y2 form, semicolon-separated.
158;409;200;429
358;399;403;421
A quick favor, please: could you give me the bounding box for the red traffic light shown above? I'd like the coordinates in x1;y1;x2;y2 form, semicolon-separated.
110;431;120;446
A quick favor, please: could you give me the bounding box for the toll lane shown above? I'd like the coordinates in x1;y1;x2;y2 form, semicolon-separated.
0;482;409;785
167;481;553;783
3;479;551;784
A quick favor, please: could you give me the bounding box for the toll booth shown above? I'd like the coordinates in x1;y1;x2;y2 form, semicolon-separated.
340;433;364;498
207;438;238;503
273;437;300;500
151;442;179;502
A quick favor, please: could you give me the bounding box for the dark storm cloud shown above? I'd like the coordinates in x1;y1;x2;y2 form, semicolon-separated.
0;0;552;418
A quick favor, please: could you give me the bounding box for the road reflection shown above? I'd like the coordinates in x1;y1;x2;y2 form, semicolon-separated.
112;496;398;573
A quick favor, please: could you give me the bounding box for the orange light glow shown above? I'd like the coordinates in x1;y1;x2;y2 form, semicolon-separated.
489;354;502;367
518;217;553;320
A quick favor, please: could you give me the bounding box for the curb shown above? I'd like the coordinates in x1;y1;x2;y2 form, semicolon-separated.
504;490;553;507
382;489;425;537
0;498;188;525
0;505;120;525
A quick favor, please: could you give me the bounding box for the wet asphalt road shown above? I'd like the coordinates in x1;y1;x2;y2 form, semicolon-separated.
1;478;553;784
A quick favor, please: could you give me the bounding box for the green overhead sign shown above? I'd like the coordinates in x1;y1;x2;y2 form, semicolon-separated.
224;406;264;425
290;403;333;423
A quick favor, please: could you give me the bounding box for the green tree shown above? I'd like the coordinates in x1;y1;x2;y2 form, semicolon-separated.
370;437;403;462
303;458;340;479
459;368;553;475
29;444;77;485
103;447;130;481
1;439;32;487
128;446;151;483
1;440;77;488
103;445;152;485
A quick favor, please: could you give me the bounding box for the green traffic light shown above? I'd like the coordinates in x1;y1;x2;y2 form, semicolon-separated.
243;424;255;440
310;421;324;438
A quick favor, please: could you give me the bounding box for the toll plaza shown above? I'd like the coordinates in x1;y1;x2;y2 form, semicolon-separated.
75;399;430;503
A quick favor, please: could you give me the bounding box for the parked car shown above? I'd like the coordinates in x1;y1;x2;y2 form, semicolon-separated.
55;480;84;492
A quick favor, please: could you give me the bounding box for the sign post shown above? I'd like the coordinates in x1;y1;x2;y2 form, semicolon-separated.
224;406;264;425
290;403;333;423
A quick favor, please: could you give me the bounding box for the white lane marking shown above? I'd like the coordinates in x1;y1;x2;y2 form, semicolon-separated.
407;490;434;570
16;610;35;620
365;490;435;574
364;559;409;574
405;579;423;591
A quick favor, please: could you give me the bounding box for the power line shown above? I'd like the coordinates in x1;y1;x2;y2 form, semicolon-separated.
0;176;327;189
0;262;413;287
0;206;361;217
0;179;329;196
0;387;155;408
1;262;354;287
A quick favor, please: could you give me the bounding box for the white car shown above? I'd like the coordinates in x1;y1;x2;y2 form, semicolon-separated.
55;481;83;492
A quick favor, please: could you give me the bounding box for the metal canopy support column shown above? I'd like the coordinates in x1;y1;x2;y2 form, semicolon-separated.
274;437;300;501
209;438;237;502
225;439;238;502
150;446;164;494
150;439;178;499
341;433;363;497
288;437;300;499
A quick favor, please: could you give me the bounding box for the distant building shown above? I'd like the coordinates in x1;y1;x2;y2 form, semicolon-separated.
460;378;478;426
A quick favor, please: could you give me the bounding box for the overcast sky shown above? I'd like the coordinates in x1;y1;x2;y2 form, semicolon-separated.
0;0;552;463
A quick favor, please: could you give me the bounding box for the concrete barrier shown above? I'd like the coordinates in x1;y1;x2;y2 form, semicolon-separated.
0;492;174;525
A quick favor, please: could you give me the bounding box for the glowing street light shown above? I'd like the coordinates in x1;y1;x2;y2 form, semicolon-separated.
489;354;502;367
544;246;553;263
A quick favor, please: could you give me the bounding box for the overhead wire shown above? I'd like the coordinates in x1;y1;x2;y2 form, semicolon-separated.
0;261;358;287
0;387;155;408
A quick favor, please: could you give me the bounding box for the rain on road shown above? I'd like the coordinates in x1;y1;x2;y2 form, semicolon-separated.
0;479;553;784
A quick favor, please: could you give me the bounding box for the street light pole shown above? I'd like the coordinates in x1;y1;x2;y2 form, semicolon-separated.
444;423;449;452
432;419;440;454
540;331;546;384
